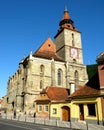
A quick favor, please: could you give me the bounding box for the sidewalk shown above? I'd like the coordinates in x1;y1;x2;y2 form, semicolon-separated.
1;114;104;130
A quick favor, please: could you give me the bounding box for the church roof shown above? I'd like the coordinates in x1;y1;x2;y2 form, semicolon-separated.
33;37;63;61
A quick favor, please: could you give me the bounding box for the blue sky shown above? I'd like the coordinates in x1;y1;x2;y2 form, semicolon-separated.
0;0;104;98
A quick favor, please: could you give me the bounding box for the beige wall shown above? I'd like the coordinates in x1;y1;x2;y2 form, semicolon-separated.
7;52;88;114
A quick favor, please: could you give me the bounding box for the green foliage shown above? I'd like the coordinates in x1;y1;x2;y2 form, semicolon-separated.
87;64;98;80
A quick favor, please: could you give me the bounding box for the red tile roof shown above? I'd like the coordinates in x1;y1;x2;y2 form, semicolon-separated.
37;86;69;102
69;85;100;99
33;51;63;61
46;86;69;102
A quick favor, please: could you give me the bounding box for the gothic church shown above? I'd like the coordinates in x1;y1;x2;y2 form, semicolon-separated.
7;7;88;113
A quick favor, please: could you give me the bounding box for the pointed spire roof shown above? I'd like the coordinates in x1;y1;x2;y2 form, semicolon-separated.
62;6;70;20
59;6;76;30
54;6;79;38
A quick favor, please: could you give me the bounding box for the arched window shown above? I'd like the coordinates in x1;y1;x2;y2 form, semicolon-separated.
58;69;63;86
74;70;79;86
40;65;44;76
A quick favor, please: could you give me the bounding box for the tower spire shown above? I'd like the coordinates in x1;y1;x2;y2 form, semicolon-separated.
62;5;70;20
54;6;79;38
64;5;68;12
60;7;74;30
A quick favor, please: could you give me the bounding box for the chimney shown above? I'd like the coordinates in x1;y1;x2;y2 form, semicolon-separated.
70;83;76;94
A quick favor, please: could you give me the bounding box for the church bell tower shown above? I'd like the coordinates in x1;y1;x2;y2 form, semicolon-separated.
54;6;88;87
54;7;83;64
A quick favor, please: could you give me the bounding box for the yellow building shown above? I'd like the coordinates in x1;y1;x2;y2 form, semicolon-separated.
50;52;104;125
67;86;103;125
35;58;104;125
35;86;70;120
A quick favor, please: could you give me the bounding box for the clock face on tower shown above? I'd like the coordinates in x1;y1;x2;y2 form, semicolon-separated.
70;47;78;59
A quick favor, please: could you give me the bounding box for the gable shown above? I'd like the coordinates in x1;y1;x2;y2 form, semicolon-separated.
33;38;63;61
35;38;56;53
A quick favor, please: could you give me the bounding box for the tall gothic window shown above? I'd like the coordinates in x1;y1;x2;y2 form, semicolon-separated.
58;69;63;86
40;65;44;76
75;70;79;87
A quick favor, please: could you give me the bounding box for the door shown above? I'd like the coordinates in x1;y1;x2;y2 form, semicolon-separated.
62;106;70;121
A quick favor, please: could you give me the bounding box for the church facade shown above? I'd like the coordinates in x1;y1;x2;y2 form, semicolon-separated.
6;7;88;114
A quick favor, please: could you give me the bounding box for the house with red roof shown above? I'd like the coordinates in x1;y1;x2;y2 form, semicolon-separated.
35;52;104;126
67;52;104;125
35;86;70;120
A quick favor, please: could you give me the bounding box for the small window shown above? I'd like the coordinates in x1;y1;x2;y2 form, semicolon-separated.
73;59;76;62
48;44;51;47
87;104;96;116
38;105;42;112
53;108;57;114
44;105;48;112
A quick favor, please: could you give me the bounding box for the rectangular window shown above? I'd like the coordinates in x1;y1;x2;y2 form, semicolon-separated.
44;105;48;112
87;104;96;116
38;105;42;112
53;108;57;114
